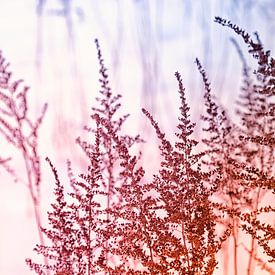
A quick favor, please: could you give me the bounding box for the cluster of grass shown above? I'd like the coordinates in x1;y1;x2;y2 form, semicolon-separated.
1;18;274;275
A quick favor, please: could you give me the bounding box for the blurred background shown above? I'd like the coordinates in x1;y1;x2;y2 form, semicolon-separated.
0;0;274;274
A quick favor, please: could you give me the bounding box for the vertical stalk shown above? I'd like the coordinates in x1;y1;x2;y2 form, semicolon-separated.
181;222;191;271
222;240;229;275
246;238;255;275
247;133;265;275
246;186;261;275
23;152;50;275
232;219;238;275
229;188;238;275
87;196;92;275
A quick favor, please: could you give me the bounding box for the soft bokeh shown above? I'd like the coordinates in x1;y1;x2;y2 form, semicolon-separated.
0;1;274;274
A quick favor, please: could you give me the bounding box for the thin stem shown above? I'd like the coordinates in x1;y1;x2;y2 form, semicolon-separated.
104;145;114;274
181;222;191;271
247;238;256;275
247;118;266;275
229;189;238;275
222;240;229;275
247;186;261;275
233;223;238;275
23;151;49;275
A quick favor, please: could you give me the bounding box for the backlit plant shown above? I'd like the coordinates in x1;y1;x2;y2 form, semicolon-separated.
0;17;274;275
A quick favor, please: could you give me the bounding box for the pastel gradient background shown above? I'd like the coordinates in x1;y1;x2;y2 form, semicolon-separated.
0;1;274;274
